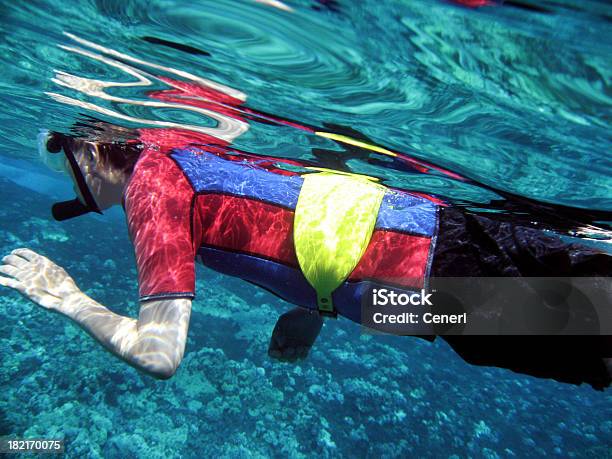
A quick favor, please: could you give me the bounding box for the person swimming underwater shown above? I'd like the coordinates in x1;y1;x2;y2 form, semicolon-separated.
0;121;610;391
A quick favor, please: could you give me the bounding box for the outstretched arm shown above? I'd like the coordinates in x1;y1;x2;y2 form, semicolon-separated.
0;248;190;379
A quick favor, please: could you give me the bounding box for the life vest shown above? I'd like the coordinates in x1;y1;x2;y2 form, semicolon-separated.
170;146;439;323
294;170;385;315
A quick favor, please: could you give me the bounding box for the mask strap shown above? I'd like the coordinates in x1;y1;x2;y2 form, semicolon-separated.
61;145;102;214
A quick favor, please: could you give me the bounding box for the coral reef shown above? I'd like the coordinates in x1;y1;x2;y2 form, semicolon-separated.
1;178;611;458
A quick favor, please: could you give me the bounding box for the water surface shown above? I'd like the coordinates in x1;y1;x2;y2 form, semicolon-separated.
0;0;610;457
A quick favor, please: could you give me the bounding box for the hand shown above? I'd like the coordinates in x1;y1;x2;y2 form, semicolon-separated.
0;248;82;314
268;307;323;362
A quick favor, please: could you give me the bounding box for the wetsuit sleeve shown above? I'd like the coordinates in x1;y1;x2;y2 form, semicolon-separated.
124;150;200;302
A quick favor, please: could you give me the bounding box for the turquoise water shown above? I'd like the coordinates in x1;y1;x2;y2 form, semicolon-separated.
0;0;611;457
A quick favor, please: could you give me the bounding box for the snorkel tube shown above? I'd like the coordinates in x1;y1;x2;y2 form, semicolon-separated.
39;130;103;221
52;198;99;222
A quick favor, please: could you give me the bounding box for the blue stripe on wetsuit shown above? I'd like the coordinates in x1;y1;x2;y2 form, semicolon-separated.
377;191;437;237
171;147;303;209
198;246;434;325
198;246;357;319
171;147;438;237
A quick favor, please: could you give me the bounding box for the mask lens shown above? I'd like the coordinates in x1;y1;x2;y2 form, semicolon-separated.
38;130;68;174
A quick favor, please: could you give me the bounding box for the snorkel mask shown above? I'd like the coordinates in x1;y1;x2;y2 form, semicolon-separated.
38;130;103;221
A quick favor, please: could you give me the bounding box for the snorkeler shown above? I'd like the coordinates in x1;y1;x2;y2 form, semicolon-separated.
1;31;610;390
0;120;610;390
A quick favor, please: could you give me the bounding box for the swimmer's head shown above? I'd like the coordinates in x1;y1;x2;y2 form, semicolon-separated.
39;130;142;221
